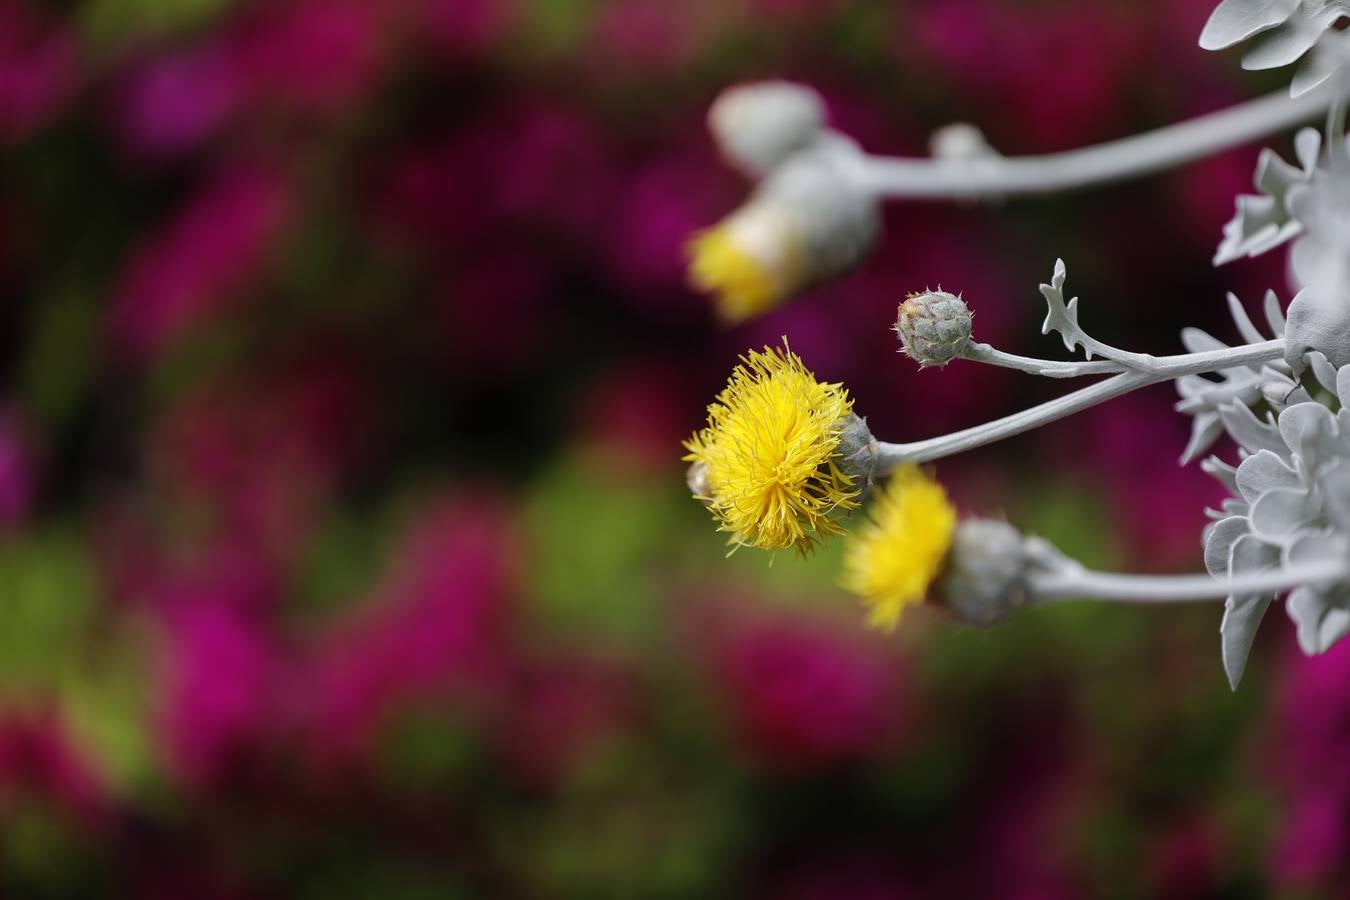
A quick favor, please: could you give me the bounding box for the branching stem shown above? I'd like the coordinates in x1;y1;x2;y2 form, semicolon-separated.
961;342;1128;378
876;339;1284;467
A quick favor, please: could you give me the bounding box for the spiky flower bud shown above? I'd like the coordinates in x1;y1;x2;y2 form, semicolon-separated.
833;414;877;499
894;290;973;367
708;81;826;177
935;519;1032;627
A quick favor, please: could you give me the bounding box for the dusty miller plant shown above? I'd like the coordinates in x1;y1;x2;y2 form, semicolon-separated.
683;0;1350;688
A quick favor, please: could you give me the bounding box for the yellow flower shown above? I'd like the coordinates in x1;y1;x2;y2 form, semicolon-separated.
841;466;957;632
686;205;804;323
684;341;859;554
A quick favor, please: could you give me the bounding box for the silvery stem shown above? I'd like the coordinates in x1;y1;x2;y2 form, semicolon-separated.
877;370;1148;466
1030;559;1349;604
1328;95;1348;169
876;339;1284;467
852;88;1334;199
960;342;1122;378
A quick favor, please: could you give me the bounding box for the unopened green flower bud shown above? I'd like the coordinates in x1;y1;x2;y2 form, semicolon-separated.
936;519;1031;626
833;413;878;499
895;290;973;368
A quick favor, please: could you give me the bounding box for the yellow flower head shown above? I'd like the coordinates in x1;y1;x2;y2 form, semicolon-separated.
686;206;803;323
684;341;859;554
841;466;957;632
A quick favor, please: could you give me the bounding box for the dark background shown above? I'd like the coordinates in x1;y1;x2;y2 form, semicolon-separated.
0;0;1343;897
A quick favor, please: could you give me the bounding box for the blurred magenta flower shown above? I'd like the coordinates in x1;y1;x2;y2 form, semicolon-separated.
489;105;617;237
0;0;77;145
150;359;366;547
1064;394;1227;567
112;44;243;161
112;164;294;361
711;611;903;771
0;709;106;824
493;656;634;789
1147;817;1224;900
606;137;739;309
98;360;368;622
133;532;282;615
1272;793;1345;888
415;0;516;58
909;0;1138;149
300;495;515;763
228;0;391;117
579;358;696;470
371;103;614;257
156;603;278;786
1269;639;1350;888
591;0;706;74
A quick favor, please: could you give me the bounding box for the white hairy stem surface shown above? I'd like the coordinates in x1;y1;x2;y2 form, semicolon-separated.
962;342;1136;378
875;339;1285;467
852;88;1335;199
1030;559;1350;604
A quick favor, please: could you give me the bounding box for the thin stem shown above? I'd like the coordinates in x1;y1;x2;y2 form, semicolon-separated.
960;341;1123;378
877;339;1284;467
1328;96;1348;169
1142;338;1284;378
1069;334;1155;369
1031;559;1348;604
878;371;1148;467
851;87;1334;199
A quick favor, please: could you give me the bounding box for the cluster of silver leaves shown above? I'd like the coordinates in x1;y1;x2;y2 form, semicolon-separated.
1181;5;1350;685
1174;286;1350;685
1215;125;1350;372
1176;291;1293;466
1196;351;1350;687
1201;0;1350;95
1213;127;1319;267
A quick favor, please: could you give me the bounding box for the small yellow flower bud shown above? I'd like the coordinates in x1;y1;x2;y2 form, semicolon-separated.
687;203;808;323
688;135;879;323
840;466;957;632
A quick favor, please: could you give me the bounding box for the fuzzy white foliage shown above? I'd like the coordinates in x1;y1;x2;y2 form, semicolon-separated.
1200;366;1350;685
1201;0;1350;93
